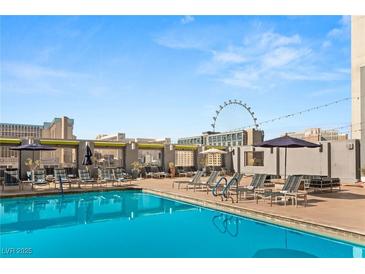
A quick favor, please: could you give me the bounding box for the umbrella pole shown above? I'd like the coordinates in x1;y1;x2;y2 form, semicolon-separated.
284;147;287;179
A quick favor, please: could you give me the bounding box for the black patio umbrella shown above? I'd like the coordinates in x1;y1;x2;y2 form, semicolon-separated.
82;143;93;166
10;143;56;179
255;134;320;179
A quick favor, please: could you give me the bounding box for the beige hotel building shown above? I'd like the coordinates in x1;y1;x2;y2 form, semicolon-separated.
352;16;365;170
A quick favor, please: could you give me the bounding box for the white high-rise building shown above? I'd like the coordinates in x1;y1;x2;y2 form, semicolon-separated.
351;16;365;171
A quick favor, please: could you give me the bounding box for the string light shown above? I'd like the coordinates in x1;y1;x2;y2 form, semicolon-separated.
224;95;364;132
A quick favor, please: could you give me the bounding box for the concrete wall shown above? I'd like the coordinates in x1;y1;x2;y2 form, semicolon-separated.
330;140;360;181
240;146;278;176
124;143;138;173
12;137;359;182
232;140;360;182
163;144;175;171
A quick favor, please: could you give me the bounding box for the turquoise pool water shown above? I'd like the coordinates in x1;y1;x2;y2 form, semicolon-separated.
0;190;364;258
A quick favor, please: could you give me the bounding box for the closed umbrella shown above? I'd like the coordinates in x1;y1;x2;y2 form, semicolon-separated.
255;134;320;179
82;142;93;166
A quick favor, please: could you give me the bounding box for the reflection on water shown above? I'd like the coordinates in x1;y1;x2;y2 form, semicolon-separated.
212;214;239;237
0;191;195;234
1;191;364;258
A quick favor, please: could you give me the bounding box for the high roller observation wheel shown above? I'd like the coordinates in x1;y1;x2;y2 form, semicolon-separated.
211;99;259;132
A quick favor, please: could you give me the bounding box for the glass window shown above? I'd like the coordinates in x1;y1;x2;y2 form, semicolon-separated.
244;151;264;166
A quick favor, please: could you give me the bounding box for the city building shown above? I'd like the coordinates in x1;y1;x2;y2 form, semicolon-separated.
0;116;76;168
177;128;264;147
351;16;365;171
286;128;348;142
95;132;170;167
95;132;171;144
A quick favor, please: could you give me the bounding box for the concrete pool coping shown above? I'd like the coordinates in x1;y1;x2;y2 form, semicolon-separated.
1;182;364;246
141;188;365;246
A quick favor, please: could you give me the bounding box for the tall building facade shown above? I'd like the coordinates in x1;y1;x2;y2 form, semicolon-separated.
351;16;365;171
41;117;76;167
0;116;75;168
287;128;348;142
177;129;264;147
0;123;43;167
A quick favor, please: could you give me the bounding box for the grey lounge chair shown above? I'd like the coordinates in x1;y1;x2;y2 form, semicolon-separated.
212;172;239;197
235;174;268;200
256;175;303;206
172;170;203;189
285;176;308;207
2;169;21;191
78;169;97;188
54;168;76;189
187;171;218;191
31;169;50;190
222;173;245;202
204;171;220;193
112;168;131;186
98;168;114;186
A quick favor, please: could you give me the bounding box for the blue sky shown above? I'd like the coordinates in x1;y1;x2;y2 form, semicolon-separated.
0;16;351;141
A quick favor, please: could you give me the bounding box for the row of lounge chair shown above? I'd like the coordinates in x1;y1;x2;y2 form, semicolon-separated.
175;166;198;177
144;166;169;178
172;171;342;207
1;167;132;191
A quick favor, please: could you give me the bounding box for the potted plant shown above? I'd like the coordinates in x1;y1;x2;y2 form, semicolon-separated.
168;162;176;178
24;158;40;181
131;161;143;180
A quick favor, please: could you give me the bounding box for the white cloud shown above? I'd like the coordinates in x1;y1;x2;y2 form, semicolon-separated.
2;62;86;80
252;32;302;48
1;61;98;96
262;47;311;69
327;15;350;39
155;19;349;91
181;16;195;25
321;40;332;48
212;48;247;64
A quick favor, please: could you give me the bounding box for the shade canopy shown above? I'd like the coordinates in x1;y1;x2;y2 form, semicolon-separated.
256;135;320;148
10;143;56;151
82;143;93;166
200;148;227;155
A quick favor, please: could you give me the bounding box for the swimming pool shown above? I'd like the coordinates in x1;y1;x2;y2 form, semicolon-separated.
1;190;364;258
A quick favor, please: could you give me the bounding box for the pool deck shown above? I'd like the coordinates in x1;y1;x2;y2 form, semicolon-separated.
1;177;365;245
